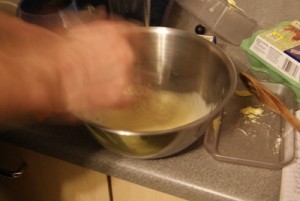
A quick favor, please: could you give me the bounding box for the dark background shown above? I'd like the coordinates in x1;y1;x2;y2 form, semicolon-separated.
20;0;170;26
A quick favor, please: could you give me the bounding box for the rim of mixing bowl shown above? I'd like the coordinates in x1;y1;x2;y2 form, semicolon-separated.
81;27;237;136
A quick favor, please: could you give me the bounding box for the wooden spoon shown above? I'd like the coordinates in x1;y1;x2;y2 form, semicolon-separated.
239;72;300;132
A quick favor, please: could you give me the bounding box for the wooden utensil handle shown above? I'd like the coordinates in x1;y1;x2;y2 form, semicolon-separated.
280;106;300;132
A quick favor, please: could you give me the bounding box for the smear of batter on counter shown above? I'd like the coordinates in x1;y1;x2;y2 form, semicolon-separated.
227;0;244;12
227;0;237;6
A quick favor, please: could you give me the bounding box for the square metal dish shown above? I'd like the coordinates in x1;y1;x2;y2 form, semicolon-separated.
204;82;296;169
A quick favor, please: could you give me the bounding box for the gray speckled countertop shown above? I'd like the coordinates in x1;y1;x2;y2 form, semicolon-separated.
1;0;300;200
0;125;282;201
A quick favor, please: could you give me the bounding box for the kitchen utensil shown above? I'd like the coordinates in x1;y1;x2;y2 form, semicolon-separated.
171;0;258;45
79;27;237;159
239;72;300;132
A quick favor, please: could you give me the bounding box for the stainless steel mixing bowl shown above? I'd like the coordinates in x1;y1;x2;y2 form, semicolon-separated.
83;27;237;159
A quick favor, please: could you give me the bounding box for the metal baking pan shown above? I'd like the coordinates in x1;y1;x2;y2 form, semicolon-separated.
204;82;296;169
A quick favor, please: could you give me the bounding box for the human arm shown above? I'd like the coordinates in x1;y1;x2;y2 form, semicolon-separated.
0;12;135;126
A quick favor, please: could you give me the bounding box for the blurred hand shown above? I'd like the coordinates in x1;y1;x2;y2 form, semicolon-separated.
60;19;136;114
0;12;136;125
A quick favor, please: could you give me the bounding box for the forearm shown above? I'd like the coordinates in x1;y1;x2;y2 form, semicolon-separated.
0;12;136;127
0;13;69;125
0;53;62;125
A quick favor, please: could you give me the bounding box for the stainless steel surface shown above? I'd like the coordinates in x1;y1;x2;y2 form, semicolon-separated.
108;0;149;25
83;27;237;159
162;0;200;33
166;0;257;45
205;82;296;169
108;0;169;26
143;0;150;26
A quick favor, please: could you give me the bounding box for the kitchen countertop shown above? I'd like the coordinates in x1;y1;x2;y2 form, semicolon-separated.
1;0;300;200
0;125;282;201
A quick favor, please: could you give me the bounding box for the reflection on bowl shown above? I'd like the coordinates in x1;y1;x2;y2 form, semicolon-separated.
82;27;237;159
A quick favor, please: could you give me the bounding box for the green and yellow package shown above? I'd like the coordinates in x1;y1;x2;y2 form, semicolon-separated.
241;21;300;102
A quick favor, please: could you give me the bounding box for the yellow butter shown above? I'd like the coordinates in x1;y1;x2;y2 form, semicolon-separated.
241;106;264;116
235;89;252;97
